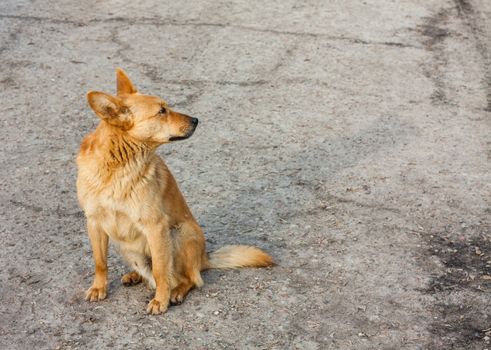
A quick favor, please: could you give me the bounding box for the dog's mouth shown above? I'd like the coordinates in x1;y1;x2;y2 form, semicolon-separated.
169;127;197;142
169;135;190;141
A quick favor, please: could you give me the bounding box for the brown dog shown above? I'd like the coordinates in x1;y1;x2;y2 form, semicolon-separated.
76;69;273;314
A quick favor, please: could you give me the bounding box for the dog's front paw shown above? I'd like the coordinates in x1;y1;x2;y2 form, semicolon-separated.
85;286;107;302
146;298;168;315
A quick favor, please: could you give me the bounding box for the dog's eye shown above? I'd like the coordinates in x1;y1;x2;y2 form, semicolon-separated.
159;107;167;115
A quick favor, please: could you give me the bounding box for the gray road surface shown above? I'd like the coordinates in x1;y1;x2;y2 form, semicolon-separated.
0;0;490;349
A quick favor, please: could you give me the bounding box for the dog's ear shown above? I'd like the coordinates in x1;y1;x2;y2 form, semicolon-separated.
116;68;137;95
87;91;126;120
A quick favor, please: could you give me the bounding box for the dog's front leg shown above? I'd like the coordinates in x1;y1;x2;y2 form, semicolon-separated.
85;219;109;301
144;219;172;315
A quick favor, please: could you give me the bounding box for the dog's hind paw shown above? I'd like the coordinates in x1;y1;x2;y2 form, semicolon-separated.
170;282;193;305
121;271;143;286
146;298;168;315
85;286;107;302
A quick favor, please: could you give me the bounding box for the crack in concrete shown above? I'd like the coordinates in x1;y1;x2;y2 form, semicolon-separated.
108;27;357;93
109;27;295;90
326;194;401;214
9;199;84;218
0;14;419;49
162;78;269;86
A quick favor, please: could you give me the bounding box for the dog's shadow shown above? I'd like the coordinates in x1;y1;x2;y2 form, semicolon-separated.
192;114;415;280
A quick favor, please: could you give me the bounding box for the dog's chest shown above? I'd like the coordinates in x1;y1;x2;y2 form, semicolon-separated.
99;208;142;243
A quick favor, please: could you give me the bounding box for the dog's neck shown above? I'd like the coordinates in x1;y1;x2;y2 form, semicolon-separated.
91;124;161;193
108;131;150;166
85;123;157;171
78;123;164;196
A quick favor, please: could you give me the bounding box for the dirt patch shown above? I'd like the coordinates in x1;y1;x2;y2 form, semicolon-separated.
453;0;474;17
452;0;491;112
424;231;491;348
426;232;491;293
429;303;490;349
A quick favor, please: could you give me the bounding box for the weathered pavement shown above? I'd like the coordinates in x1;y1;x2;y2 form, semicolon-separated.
0;0;490;349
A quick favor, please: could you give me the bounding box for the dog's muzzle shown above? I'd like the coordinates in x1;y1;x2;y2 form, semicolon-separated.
169;118;199;141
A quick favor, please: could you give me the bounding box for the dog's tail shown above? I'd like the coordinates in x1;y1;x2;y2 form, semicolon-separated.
205;245;273;269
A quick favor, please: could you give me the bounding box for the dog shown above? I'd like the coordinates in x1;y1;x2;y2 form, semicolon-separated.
76;68;273;314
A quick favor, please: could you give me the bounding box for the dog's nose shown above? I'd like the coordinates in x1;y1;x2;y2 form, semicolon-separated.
191;117;199;126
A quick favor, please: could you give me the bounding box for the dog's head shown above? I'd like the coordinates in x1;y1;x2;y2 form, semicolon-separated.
87;68;198;144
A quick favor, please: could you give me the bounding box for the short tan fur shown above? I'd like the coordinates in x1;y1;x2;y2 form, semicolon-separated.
77;69;273;314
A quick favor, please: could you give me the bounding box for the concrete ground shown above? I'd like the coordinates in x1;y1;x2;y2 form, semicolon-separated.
0;0;490;349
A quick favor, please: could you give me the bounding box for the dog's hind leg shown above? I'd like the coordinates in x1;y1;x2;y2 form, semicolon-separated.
171;221;207;304
120;242;156;289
